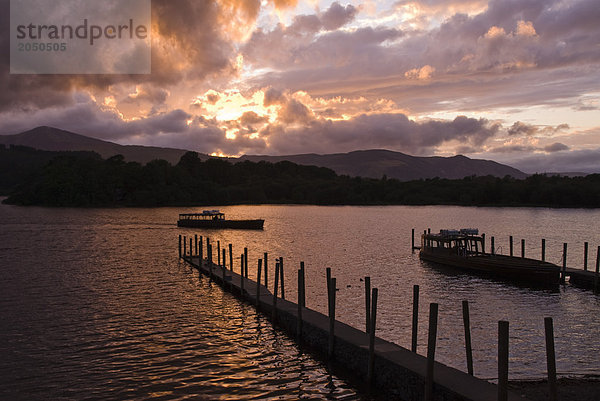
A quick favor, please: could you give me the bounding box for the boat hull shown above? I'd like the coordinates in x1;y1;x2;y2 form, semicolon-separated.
177;219;264;230
419;248;561;285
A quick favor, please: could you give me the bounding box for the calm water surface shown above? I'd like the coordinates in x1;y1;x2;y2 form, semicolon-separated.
1;203;599;399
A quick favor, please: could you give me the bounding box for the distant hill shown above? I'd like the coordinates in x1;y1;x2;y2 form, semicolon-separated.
0;126;193;165
240;150;527;180
0;126;527;180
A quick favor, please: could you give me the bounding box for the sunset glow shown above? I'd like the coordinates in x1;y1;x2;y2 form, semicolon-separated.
2;0;599;173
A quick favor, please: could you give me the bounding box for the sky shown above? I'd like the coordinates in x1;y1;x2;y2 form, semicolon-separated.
1;0;600;173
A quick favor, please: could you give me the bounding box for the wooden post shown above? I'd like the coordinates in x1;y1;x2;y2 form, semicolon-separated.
424;303;439;401
222;249;226;282
217;241;221;266
544;317;558;401
584;242;589;271
521;239;525;258
412;228;415;250
256;259;262;308
562;243;567;283
462;300;474;376
509;236;513;257
595;246;599;292
326;267;332;303
411;284;419;353
178;235;182;258
491;236;495;255
195;234;198;256
300;262;306;307
189;237;192;256
208;244;213;277
244;247;248;278
368;287;378;388
328;277;336;360
264;252;269;287
183;236;187;258
229;244;233;271
542;239;546;261
297;268;303;339
498;321;509;401
280;257;285;300
273;260;280;320
365;276;371;333
482;233;486;254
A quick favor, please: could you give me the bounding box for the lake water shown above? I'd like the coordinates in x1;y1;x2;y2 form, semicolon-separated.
1;203;599;400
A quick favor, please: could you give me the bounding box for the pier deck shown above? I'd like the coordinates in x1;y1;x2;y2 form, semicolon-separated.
181;254;527;401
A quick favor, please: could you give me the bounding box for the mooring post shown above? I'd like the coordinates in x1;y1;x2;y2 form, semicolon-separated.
412;228;415;250
562;243;567;283
208;244;213;277
424;303;439;401
256;259;262;308
178;235;182;259
326;267;332;303
244;247;248;278
521;239;525;258
297;268;303;339
542;239;546;261
264;252;268;287
189;237;192;257
280;257;285;300
183;236;187;259
328;277;336;360
273;260;280;320
229;244;233;271
498;320;509;401
491;236;495;255
509;236;513;257
544;317;558;401
240;253;245;297
365;276;371;333
367;287;378;388
222;249;226;282
584;242;589;271
300;261;306;307
411;284;419;353
195;234;198;257
482;233;486;254
595;246;600;292
462;300;474;376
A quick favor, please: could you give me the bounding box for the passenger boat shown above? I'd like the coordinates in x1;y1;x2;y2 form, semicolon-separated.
419;229;560;285
177;210;264;230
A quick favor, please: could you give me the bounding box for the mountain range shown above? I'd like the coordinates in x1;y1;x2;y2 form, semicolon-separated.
0;126;527;180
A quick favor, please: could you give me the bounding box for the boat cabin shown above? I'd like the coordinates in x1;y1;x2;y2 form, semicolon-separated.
422;228;484;256
179;210;225;222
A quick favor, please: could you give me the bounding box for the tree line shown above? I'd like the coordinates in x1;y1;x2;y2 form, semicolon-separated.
2;145;600;207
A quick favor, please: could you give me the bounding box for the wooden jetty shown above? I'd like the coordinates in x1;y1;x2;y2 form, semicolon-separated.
413;229;600;292
179;235;530;401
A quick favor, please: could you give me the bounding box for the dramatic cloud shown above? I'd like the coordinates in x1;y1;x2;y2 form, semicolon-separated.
1;0;599;172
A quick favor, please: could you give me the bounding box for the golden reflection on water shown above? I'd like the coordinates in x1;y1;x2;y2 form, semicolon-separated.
1;203;600;401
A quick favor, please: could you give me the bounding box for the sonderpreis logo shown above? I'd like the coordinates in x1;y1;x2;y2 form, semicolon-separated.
10;0;151;74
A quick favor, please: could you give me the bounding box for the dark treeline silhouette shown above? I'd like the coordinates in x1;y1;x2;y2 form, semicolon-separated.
2;146;600;207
